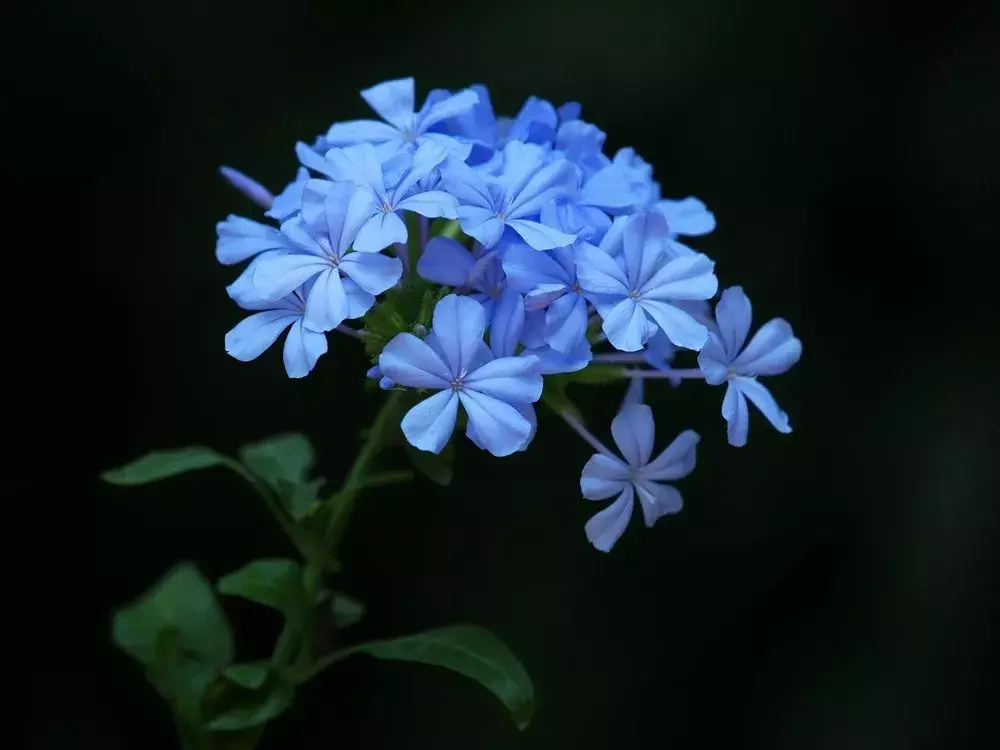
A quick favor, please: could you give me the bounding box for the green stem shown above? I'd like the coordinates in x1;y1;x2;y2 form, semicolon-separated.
222;458;307;556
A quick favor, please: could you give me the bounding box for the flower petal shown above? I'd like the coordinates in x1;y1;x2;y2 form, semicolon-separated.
361;77;415;130
639;299;709;351
722;381;750;447
731;319;802;376
655;197;716;236
584;487;634;553
282;319;328;378
395;190;459;219
544;292;588;353
303;268;349;332
458;206;505;248
465;355;542;403
225;310;298;362
714;286;753;360
353;211;407;253
488;288;525;359
219;167;273;209
507;219;576;251
642;429;699;481
215;215;290;265
575;242;629;296
501;241;572;292
622;211;670;291
250;253;329;302
378;332;452;388
401;390;460;454
342;277;375;318
431;294;487;375
734;376;792;434
580;454;630;499
602;298;652;352
458;389;533;457
696;332;730;385
417;237;475;286
638;253;718;301
524;337;592;374
611;404;655;468
325;119;400;146
634;480;683;527
324;143;385;195
339;251;403;295
325;184;378;255
419;88;479;129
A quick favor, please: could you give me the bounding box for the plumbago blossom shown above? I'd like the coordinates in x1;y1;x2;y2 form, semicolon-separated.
216;77;803;551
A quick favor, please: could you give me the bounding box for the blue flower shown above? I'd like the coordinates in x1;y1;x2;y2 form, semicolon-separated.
240;183;403;332
416;237;507;320
553;118;610;178
656;197;717;257
434;89;559;162
488;287;592;374
225;284;327;379
697;286;802;447
581;404;699;552
378;294;543;457
502;242;589;353
323;77;478;160
299;141;458;252
575;211;718;352
441;141;578;250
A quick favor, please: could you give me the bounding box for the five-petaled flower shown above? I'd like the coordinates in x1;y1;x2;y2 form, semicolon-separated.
581;404;699;552
697;286;802;446
378;294;544;457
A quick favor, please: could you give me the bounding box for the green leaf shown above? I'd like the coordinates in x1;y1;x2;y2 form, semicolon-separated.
224;663;271;690
216;559;304;617
559;364;626;385
206;670;295;731
151;627;218;727
429;218;467;242
113;563;234;669
318;625;534;729
404;442;454;486
101;447;227;485
330;592;366;630
275;476;324;521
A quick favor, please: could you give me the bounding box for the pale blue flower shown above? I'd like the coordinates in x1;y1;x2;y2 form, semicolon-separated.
219;166;273;209
378;294;543;457
575;211;718;352
299;141;457;252
581;405;699;552
240;183;403;332
225;284;327;379
502;242;589;353
267;167;311;222
215;215;291;266
697;286;802;447
440;141;578;250
323;77;478;160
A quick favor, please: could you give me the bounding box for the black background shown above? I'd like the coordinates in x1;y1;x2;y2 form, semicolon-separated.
12;0;999;747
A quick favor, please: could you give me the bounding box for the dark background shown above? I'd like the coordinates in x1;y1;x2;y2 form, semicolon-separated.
12;0;999;747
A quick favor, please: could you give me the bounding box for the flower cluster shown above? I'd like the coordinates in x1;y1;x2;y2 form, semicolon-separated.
216;77;802;551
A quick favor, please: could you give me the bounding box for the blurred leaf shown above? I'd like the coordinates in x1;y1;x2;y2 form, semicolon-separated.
330;592;366;630
206;669;295;732
216;559;304;618
113;563;234;669
404;442;454;486
559;364;626;385
429;218;467;242
101;447;227;485
151;627;218;728
238;433;313;485
313;625;534;729
224;663;271;690
274;476;325;521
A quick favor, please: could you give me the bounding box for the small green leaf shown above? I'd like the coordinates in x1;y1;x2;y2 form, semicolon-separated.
151;628;218;727
330;592;366;630
113;563;234;669
275;476;325;521
318;625;534;729
238;433;314;486
404;442;454;486
206;671;295;731
224;663;271;690
559;364;626;385
216;559;304;617
101;447;227;485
